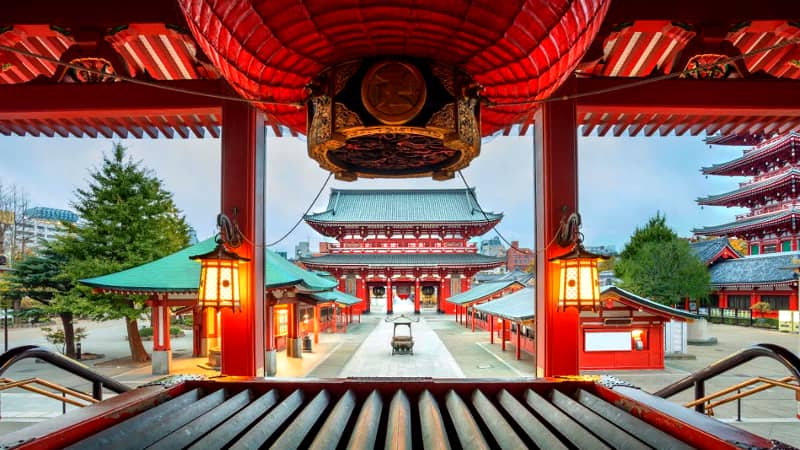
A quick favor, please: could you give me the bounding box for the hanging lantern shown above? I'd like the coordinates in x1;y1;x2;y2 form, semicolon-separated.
549;211;608;312
190;213;249;310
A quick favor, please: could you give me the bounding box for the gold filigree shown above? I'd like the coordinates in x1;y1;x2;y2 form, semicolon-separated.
334;102;363;130
62;57;116;83
333;61;361;95
430;62;455;96
457;97;478;146
309;95;332;146
427;104;456;129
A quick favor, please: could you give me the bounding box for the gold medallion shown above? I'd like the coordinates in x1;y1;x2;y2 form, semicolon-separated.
361;61;426;125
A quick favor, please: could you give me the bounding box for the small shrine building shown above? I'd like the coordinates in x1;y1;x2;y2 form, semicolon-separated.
301;188;505;314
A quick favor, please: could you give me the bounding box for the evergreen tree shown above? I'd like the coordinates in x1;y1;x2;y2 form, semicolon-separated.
616;214;710;305
61;144;190;362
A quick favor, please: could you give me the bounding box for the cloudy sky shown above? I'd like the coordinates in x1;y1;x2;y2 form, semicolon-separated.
0;131;747;255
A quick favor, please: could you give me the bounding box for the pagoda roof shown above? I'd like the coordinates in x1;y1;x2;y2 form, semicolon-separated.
708;252;799;287
80;238;337;295
301;253;504;268
475;287;535;322
701;133;800;176
446;280;526;306
600;286;698;320
697;168;800;206
690;238;742;265
305;188;502;225
693;208;800;237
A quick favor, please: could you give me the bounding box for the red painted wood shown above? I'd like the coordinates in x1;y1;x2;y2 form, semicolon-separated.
535;93;581;377
219;99;266;377
414;278;421;314
386;278;393;314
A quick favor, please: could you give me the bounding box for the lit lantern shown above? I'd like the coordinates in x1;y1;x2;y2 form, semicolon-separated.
190;241;249;310
549;211;608;312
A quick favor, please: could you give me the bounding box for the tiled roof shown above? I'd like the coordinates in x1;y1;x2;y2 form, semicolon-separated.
708;252;799;286
81;238;337;294
308;289;362;306
697;168;800;205
305;188;502;224
690;238;742;264
701;132;800;174
475;287;535;321
693;209;800;235
600;286;698;320
474;269;533;284
301;253;504;267
23;207;78;223
446;280;525;306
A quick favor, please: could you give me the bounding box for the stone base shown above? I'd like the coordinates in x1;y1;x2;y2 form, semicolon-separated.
152;350;172;375
266;350;277;377
287;338;302;358
664;352;697;360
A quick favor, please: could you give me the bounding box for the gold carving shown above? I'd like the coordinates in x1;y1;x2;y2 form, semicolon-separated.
334;102;363;130
309;95;332;145
430;62;455;96
427;104;456;129
457;97;478;146
334;61;361;94
361;60;426;125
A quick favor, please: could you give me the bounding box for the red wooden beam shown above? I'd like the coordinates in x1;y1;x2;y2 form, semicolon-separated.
574;77;800;117
0;80;224;120
0;0;186;27
602;0;800;27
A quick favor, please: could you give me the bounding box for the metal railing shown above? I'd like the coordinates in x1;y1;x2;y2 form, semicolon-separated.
0;377;99;415
683;375;800;419
654;343;800;414
0;345;130;401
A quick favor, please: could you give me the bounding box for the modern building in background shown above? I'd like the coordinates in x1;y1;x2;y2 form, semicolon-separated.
695;132;800;255
301;188;505;314
294;241;311;259
506;240;534;272
1;206;78;259
478;236;506;258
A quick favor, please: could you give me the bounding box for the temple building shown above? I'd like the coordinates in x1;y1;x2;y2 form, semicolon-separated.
695;132;800;255
301;188;505;314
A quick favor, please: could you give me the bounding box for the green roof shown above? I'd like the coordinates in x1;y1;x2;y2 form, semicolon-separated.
697;168;800;205
446;280;525;305
309;289;362;306
474;287;535;321
80;238;337;294
600;286;699;320
693;209;800;235
302;253;504;267
305;188;502;224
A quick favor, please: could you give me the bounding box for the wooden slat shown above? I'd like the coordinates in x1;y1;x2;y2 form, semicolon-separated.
524;389;611;450
346;390;383;450
271;390;331;450
229;389;304;450
189;389;278;450
419;390;451;450
309;390;356;450
445;389;490;450
384;389;412;450
471;389;526;450
497;389;567;450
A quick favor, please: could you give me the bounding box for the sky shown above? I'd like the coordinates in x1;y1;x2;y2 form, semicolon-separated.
0;131;748;256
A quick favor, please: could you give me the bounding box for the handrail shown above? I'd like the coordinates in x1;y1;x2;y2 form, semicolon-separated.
0;345;130;400
653;343;800;413
0;377;99;407
684;376;798;410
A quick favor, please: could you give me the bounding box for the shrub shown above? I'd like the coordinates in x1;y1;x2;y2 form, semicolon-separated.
41;327;88;354
138;326;183;338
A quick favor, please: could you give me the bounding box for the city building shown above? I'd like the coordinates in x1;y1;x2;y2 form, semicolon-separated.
2;207;79;258
478;236;506;258
695;132;800;255
294;240;311;259
301;188;505;314
505;240;534;272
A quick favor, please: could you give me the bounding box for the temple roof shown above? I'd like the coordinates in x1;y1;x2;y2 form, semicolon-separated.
693;208;800;236
701;133;800;176
690;238;742;265
475;287;535;322
308;289;362;306
301;253;504;268
305;189;502;225
708;252;799;286
446;280;525;306
600;286;698;320
697;168;800;206
80;238;337;294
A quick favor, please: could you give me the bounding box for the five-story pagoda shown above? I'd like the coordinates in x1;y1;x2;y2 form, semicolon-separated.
301;188;505;314
695;132;800;254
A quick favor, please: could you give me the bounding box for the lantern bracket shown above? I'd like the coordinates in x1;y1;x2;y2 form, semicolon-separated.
217;210;243;248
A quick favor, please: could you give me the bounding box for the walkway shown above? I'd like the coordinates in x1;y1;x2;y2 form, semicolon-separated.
338;315;464;378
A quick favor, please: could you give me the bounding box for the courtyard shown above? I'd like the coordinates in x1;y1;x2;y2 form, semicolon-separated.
1;315;798;445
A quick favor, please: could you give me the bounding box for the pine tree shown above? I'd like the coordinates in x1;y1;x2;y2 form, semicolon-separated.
61;143;190;362
616;214;710;305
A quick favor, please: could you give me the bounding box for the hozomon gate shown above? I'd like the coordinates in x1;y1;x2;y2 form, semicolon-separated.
1;0;800;382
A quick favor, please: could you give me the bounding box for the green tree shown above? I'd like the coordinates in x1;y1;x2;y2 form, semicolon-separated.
616;214;710;305
60;144;190;362
6;240;88;357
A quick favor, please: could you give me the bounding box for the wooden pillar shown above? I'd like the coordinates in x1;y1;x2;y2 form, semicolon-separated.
790;291;798;310
219;99;266;377
535;94;580;377
344;307;349;333
386;277;393;314
719;292;728;309
516;321;521;360
438;277;446;313
287;302;302;358
151;294;171;375
489;315;494;344
356;277;368;313
414;278;421;314
501;319;507;351
472;306;476;332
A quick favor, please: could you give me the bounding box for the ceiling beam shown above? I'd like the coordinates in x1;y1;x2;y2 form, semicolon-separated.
0;0;186;27
602;0;800;26
574;77;800;116
0;80;224;120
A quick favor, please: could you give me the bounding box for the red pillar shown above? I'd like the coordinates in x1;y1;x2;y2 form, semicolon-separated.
790;291;798;310
719;292;728;309
516;321;521;360
535;94;580;377
386;278;393;314
314;305;319;344
356;277;367;312
501;319;507;351
489;315;494;344
472;306;476;332
414;278;421;314
219;100;266;377
151;295;170;352
438;278;445;313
